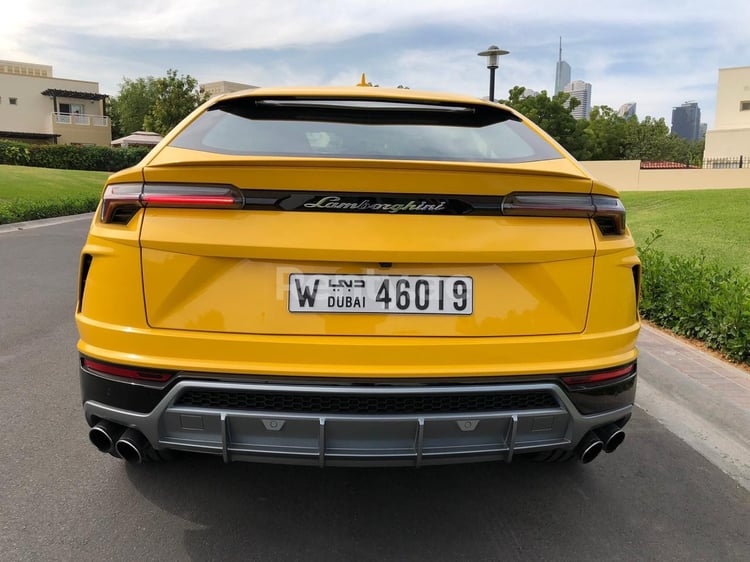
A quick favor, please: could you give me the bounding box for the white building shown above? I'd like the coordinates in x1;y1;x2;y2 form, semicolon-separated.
703;66;750;166
0;59;111;146
618;102;637;119
563;80;592;119
199;81;258;98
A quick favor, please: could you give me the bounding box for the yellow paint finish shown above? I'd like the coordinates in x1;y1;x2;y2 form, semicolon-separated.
141;251;593;337
76;86;640;380
77;315;638;378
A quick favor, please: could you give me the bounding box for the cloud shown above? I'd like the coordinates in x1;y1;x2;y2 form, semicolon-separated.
2;0;749;126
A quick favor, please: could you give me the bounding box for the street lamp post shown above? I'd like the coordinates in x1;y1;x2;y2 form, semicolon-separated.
477;45;509;102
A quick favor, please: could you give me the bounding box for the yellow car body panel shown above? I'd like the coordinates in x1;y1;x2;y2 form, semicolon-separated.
77;86;639;465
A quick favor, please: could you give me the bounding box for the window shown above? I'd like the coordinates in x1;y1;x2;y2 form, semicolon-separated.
740;101;750;111
170;97;562;164
59;103;84;114
9;97;17;105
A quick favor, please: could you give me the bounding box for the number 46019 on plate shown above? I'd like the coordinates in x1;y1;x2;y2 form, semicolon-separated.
288;274;473;315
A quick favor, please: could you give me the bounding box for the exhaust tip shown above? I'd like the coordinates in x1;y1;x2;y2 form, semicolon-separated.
596;424;626;453
89;420;124;453
577;433;604;464
115;428;148;464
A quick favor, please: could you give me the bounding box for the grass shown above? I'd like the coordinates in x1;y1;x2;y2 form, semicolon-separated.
0;164;108;202
621;189;750;276
0;165;109;224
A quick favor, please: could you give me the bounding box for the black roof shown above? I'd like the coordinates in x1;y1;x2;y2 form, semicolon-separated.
41;89;108;101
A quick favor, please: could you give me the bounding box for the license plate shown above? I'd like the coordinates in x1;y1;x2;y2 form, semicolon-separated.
289;274;473;315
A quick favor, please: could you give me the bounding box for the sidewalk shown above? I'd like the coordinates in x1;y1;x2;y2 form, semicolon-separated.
638;323;750;411
636;324;750;491
0;212;93;235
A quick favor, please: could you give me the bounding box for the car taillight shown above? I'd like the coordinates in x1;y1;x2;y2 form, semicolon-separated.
101;183;244;224
502;192;626;235
561;363;636;387
82;358;175;383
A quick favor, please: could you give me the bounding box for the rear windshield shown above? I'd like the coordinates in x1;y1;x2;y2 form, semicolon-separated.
169;97;562;163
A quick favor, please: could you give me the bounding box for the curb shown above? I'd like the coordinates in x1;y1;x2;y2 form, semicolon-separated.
0;212;94;235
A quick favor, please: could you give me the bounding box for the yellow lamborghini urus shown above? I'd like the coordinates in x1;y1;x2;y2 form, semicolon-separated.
77;86;640;466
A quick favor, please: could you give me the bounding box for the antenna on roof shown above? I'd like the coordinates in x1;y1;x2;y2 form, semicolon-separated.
559;37;562;62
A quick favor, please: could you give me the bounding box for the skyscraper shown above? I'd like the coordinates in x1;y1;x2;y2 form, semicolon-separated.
554;38;571;94
618;102;637;119
563;80;592;119
671;101;701;141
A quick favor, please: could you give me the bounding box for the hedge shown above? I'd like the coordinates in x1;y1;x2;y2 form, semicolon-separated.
0;196;100;225
0;141;150;172
639;230;750;365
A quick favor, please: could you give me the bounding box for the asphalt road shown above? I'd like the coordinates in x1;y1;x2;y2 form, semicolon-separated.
1;216;748;562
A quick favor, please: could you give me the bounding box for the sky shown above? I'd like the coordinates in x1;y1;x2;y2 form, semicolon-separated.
2;0;749;128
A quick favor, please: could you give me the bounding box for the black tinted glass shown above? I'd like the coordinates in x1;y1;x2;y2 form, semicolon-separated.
169;97;562;163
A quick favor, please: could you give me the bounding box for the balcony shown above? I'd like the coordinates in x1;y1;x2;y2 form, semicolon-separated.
50;112;112;146
53;112;110;127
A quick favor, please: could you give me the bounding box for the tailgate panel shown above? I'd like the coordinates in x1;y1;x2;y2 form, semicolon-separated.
140;163;595;337
140;215;594;337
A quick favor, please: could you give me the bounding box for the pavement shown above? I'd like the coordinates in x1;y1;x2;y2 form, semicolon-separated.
636;323;750;491
0;212;94;234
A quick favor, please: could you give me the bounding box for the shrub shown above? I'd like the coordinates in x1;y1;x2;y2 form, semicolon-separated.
0;141;31;165
0;141;150;172
0;196;99;225
27;144;150;171
639;230;750;365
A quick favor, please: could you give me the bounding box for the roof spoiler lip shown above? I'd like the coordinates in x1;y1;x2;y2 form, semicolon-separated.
209;95;520;127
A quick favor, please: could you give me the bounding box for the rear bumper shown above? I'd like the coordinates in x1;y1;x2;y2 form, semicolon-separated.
81;362;636;466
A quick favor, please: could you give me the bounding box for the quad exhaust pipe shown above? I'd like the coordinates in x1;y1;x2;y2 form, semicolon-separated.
576;424;627;463
89;420;125;454
576;433;604;464
115;428;149;464
89;420;150;463
596;423;626;453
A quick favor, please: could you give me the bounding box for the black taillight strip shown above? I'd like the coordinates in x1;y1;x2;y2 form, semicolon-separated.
238;190;625;234
99;183;625;235
242;190;502;216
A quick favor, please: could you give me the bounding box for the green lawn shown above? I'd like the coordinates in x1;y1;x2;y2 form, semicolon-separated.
621;189;750;275
0;164;108;202
0;165;109;224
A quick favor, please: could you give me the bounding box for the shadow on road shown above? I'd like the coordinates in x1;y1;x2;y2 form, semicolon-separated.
120;411;750;561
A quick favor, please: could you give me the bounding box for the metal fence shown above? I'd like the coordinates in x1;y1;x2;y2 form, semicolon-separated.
640;161;699;169
640;156;749;169
703;156;747;169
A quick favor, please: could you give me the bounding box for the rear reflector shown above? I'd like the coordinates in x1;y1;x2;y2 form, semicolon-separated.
561;363;636;386
82;358;175;383
101;183;244;223
502;192;626;235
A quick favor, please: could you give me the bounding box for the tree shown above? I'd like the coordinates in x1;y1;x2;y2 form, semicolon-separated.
621;116;673;161
502;86;586;158
143;69;209;136
109;76;158;138
579;105;628;161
